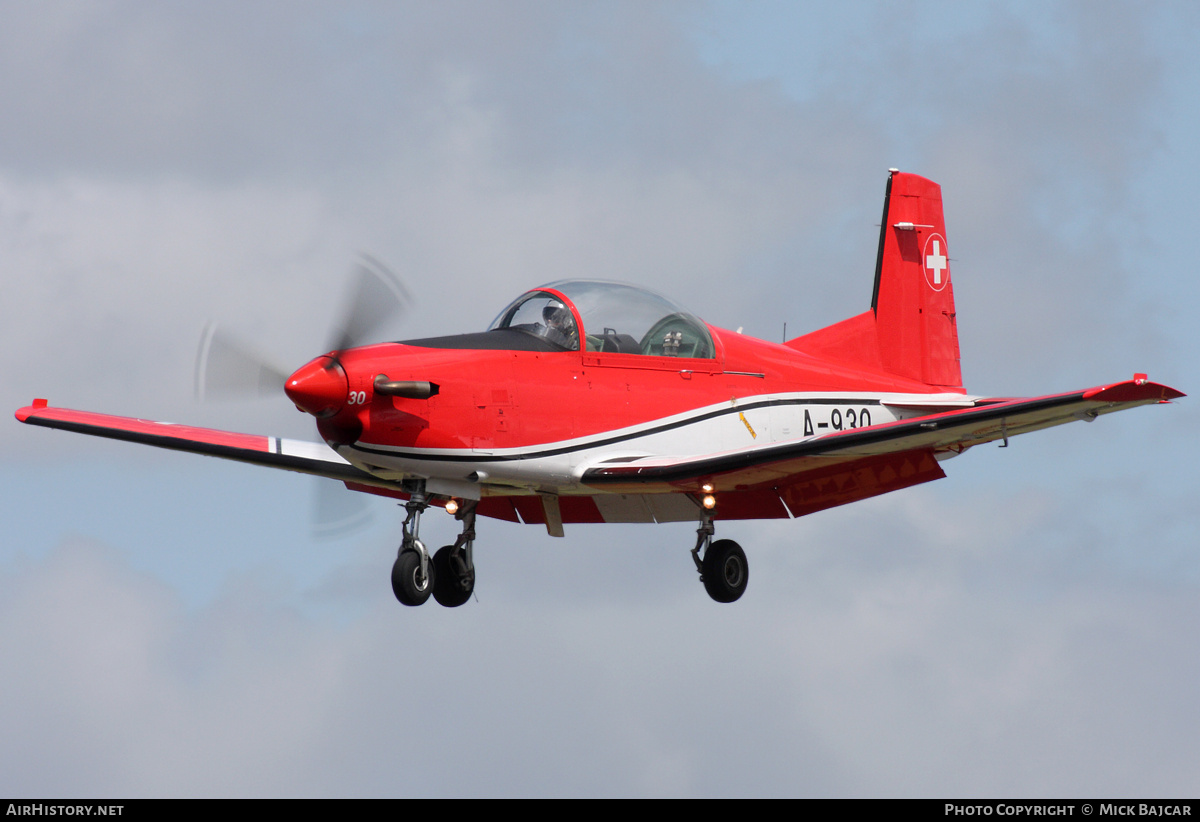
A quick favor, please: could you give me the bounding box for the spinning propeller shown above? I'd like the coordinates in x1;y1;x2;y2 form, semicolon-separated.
195;255;411;403
194;255;412;535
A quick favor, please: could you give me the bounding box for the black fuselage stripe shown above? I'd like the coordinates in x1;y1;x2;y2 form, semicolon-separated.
584;391;1090;483
351;390;1085;476
349;396;888;463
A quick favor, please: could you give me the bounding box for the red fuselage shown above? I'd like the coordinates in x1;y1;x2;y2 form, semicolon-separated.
299;323;945;456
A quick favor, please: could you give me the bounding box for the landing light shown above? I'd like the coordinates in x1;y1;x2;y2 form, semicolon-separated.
702;494;717;510
701;482;714;493
445;499;459;515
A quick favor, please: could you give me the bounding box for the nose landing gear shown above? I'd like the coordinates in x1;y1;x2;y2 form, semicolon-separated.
391;491;435;606
390;486;477;608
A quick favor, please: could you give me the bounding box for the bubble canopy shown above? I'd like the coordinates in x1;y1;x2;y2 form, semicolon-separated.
487;280;715;358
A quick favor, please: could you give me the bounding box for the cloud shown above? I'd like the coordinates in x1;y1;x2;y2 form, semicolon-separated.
5;499;1200;797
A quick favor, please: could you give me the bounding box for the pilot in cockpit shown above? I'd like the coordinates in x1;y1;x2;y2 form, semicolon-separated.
541;300;578;349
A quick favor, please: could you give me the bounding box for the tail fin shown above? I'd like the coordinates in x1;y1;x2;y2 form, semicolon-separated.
789;170;963;391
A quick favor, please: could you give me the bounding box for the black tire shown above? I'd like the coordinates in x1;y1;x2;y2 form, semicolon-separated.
391;549;435;606
702;539;748;603
432;545;474;608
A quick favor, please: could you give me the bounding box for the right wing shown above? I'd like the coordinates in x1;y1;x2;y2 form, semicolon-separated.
15;398;388;488
581;377;1183;493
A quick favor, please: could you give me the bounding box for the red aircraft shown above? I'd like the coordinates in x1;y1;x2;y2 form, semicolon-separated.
16;170;1183;606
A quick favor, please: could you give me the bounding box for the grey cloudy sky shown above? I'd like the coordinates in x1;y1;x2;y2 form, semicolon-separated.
1;0;1197;797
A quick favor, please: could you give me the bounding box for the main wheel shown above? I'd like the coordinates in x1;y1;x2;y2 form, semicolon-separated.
392;549;435;606
432;545;474;607
701;539;748;603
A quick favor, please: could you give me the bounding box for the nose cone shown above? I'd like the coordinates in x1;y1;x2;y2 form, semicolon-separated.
285;355;348;418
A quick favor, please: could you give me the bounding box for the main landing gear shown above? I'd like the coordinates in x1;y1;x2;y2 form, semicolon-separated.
390;487;476;608
389;489;746;605
691;513;748;603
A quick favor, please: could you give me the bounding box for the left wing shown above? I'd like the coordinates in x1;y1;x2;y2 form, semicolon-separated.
15;398;388;488
581;377;1183;493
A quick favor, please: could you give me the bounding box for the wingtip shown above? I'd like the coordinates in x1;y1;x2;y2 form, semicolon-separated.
1082;380;1184;403
15;398;48;423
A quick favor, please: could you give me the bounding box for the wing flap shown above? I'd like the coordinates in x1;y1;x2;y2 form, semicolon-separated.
16;399;382;486
581;378;1182;491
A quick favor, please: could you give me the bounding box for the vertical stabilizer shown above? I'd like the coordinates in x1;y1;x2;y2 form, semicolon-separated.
788;170;963;391
872;171;962;389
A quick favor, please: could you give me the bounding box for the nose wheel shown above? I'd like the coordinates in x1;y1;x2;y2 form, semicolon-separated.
691;515;748;603
392;547;435;606
391;491;435;606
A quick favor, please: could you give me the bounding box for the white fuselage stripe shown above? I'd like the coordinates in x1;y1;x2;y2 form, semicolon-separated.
339;390;977;490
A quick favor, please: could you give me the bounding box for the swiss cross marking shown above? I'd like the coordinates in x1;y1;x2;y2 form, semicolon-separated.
927;240;946;283
922;233;950;291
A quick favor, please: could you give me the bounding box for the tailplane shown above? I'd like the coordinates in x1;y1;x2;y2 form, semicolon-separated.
788;170;963;391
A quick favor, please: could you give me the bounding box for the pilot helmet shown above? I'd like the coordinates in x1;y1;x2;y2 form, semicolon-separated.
542;300;571;329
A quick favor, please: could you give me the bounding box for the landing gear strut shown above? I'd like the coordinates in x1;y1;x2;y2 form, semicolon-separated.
390;485;477;608
691;513;748;603
432;499;476;607
391;489;435;606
